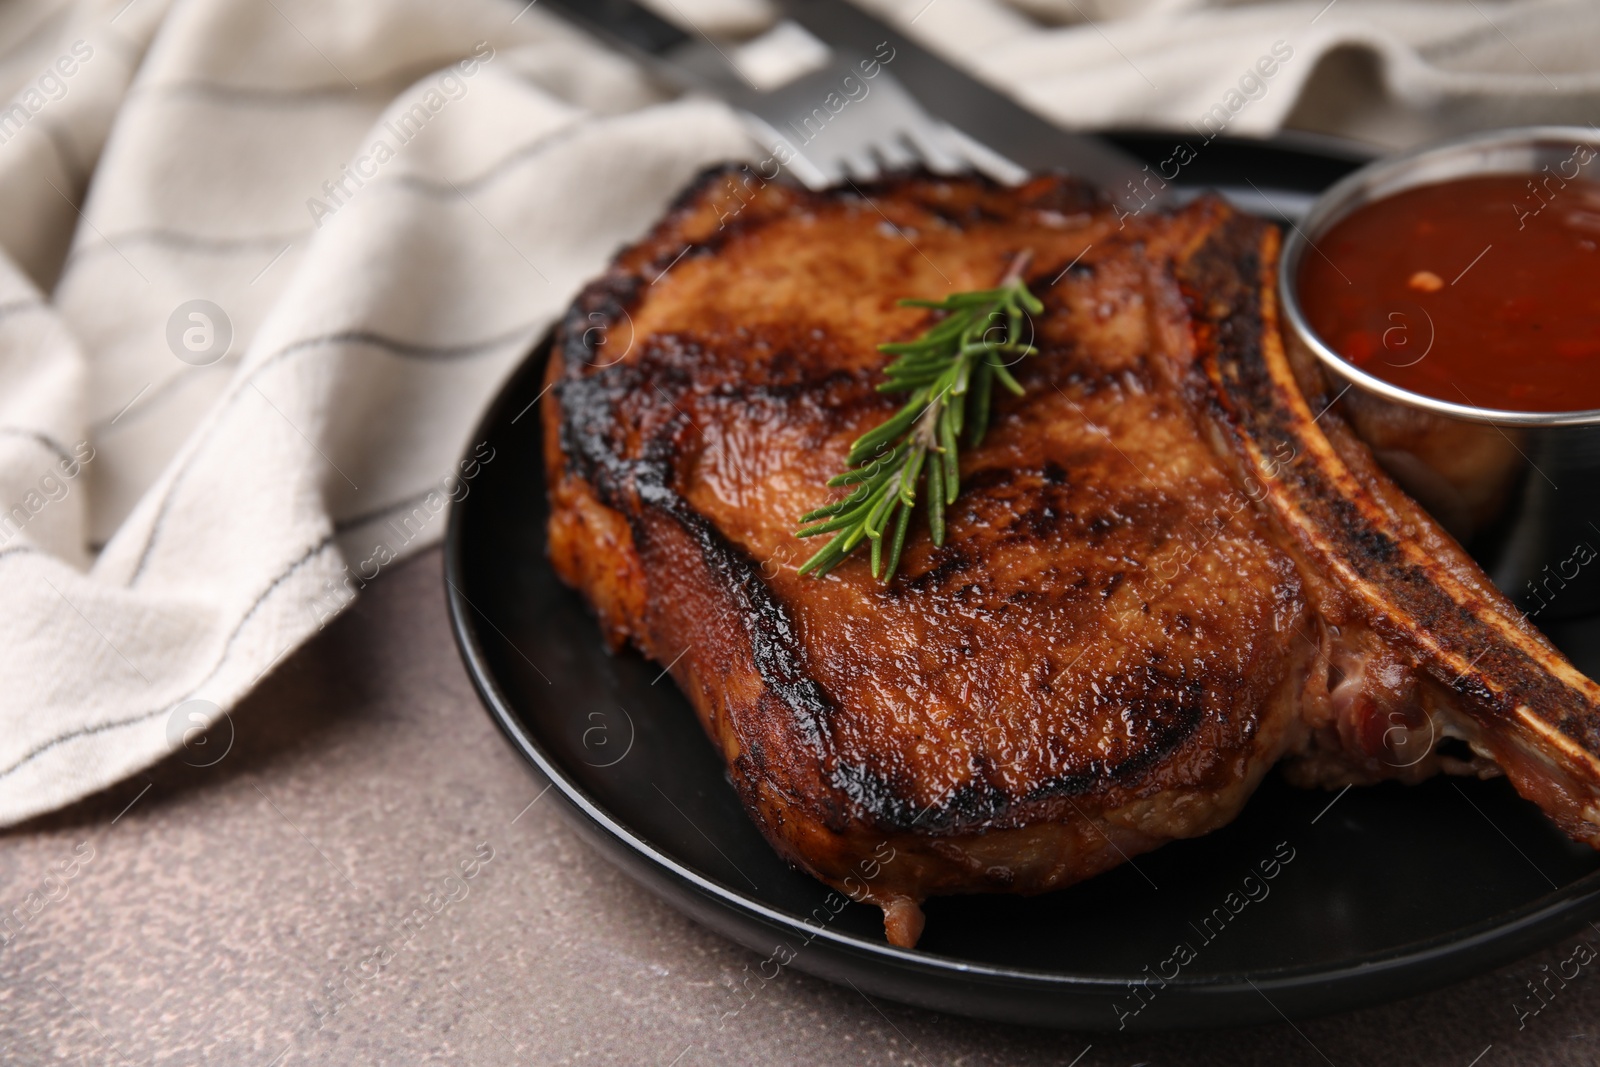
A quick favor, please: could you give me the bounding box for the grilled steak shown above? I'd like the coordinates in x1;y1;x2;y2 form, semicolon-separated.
542;168;1600;948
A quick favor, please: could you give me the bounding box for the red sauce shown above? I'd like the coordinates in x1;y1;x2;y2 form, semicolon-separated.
1297;173;1600;413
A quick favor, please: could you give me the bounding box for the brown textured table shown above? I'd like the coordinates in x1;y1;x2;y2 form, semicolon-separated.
2;547;1596;1066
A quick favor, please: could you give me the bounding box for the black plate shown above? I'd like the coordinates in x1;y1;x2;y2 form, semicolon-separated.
445;134;1600;1030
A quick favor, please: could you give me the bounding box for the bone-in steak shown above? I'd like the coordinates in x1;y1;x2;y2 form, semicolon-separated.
542;169;1600;948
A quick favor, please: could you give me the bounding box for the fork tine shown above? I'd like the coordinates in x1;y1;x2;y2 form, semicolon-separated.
842;150;880;183
739;115;840;190
873;135;916;174
791;151;845;189
792;152;842;190
737;57;1011;189
942;124;1030;186
903;125;965;175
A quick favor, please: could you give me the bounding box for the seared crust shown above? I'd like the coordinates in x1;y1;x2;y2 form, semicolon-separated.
543;167;1600;944
544;169;1314;927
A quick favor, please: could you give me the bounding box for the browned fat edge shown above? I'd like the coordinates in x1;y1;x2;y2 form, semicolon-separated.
1186;215;1600;844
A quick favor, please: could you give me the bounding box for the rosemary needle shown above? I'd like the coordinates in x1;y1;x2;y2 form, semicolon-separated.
795;253;1043;583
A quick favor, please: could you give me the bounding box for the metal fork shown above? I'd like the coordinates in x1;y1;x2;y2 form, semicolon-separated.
724;45;1028;187
538;0;1150;195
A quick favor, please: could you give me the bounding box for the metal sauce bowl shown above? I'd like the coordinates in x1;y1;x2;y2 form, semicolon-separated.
1278;126;1600;622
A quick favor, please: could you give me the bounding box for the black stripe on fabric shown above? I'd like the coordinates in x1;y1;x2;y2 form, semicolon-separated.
0;533;336;782
61;228;305;273
389;124;593;198
126;55;478;110
122;318;541;585
63;124;589;279
0;425;74;464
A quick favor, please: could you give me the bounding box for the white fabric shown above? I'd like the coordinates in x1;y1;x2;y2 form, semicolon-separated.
941;0;1600;147
0;0;1594;825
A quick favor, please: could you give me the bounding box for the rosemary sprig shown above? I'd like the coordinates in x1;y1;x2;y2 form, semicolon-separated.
795;254;1043;582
